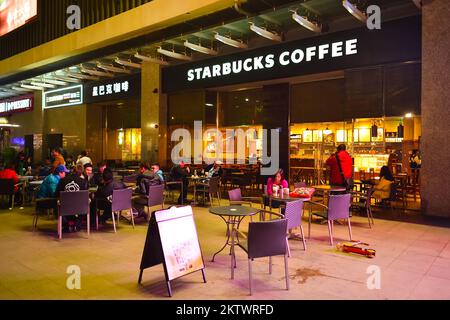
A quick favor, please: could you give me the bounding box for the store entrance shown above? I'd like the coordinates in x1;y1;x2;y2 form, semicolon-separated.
87;99;141;167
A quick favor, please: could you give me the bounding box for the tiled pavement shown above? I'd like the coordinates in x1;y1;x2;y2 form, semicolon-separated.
0;203;449;300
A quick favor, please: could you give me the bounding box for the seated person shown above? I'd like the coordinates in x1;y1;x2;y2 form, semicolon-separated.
0;162;22;208
372;166;394;202
151;163;164;182
169;161;190;204
132;163;163;217
92;162;107;187
56;164;89;232
205;160;223;178
91;168;126;224
265;169;289;208
83;163;95;187
39;158;52;177
36;165;69;214
267;169;288;196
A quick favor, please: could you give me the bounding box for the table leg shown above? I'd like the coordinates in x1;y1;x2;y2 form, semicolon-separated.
231;218;235;280
211;215;230;262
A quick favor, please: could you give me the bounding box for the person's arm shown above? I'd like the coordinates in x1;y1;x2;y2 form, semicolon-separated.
282;180;289;189
267;178;273;195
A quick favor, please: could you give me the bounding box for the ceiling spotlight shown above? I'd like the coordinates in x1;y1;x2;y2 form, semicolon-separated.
81;67;114;78
342;0;367;23
67;72;100;81
97;63;132;74
30;81;56;89
21;84;44;90
291;11;322;33
412;0;421;9
184;40;218;55
157;48;192;61
115;58;142;69
0;123;20;128
134;53;170;66
249;22;282;42
214;33;248;49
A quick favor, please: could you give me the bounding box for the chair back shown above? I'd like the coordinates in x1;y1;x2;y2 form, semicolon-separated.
59;191;90;216
0;179;15;195
294;182;306;189
247;219;288;259
111;188;133;212
208;176;220;193
147;184;165;207
365;187;374;208
228;188;242;201
327;193;351;221
122;174;139;183
284;200;304;229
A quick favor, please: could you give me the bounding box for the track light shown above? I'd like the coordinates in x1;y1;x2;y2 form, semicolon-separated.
97;63;131;74
214;33;248;49
41;79;68;86
249;22;282;42
291;11;322;33
184;40;218;55
157;48;192;61
11;86;32;92
53;75;81;83
114;58;142;69
30;81;56;89
342;0;367;23
81;67;114;78
134;53;170;66
67;72;100;81
21;84;44;90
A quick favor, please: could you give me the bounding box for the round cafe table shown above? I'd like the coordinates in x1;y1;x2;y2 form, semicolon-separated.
209;205;259;280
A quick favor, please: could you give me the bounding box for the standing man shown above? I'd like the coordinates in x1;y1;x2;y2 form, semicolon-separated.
170;161;190;204
325;144;353;188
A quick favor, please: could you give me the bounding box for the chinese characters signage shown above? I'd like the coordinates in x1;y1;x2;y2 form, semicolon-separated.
84;74;140;103
0;94;33;116
0;0;38;37
43;85;83;109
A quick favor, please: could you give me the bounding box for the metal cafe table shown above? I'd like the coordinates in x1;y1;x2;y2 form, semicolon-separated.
187;175;209;206
209;205;259;279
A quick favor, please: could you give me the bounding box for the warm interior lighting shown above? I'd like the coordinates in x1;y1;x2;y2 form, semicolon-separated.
11;86;32;92
249;23;282;42
21;84;43;90
291;11;322;33
342;0;367;23
118;130;124;145
323;127;332;135
157;48;192;61
214;33;248;49
184;40;218;55
67;73;100;81
404;113;413;118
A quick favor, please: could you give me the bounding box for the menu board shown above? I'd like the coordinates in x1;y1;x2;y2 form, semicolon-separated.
138;206;206;296
155;206;204;281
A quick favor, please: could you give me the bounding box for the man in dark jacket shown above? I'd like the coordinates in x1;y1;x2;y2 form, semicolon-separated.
170;161;190;204
132;163;163;218
91;168;126;224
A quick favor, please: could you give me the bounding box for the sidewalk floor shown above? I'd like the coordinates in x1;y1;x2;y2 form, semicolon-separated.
1;202;450;300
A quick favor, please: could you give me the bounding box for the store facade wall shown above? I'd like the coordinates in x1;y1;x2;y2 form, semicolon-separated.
421;0;450;217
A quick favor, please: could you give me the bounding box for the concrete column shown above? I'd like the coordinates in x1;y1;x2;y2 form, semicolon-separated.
141;62;167;165
421;0;450;217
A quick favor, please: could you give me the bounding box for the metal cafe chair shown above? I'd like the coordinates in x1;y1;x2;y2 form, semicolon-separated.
197;176;221;206
283;200;307;255
236;212;289;296
351;186;375;228
141;184;165;221
0;179;21;210
33;198;57;231
95;188;134;232
308;193;352;246
58;191;90;240
228;188;263;208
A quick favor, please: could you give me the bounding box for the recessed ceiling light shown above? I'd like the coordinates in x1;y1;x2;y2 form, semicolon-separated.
214;33;248;49
157;48;192;61
249;22;282;42
184;40;218;55
342;0;367;23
